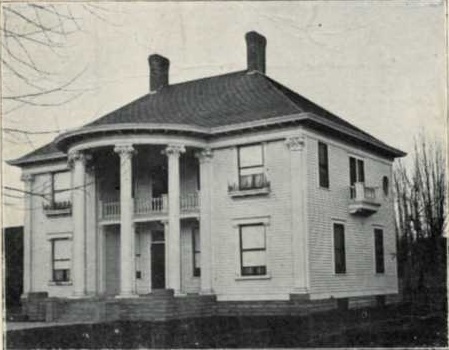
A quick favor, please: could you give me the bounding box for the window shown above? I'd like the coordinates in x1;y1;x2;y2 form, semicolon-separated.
239;224;267;276
52;239;71;282
192;228;201;277
318;142;329;188
47;172;71;209
238;144;266;190
349;157;365;186
333;223;346;274
382;176;389;196
374;229;385;273
135;233;141;279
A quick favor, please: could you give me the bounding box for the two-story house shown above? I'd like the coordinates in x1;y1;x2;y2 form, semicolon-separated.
9;31;405;322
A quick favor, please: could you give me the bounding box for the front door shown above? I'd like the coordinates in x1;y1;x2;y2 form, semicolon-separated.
151;231;165;289
105;228;120;296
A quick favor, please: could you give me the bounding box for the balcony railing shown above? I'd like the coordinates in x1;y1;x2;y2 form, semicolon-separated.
99;193;200;221
228;173;271;197
43;201;72;217
135;196;168;216
349;182;380;216
180;192;200;212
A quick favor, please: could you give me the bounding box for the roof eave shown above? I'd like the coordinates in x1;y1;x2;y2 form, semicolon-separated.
7;153;67;167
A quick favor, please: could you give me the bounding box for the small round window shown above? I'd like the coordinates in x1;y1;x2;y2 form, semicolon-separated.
382;176;389;196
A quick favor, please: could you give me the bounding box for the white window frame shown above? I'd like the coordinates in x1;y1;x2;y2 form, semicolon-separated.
232;216;271;280
47;232;73;285
331;220;347;275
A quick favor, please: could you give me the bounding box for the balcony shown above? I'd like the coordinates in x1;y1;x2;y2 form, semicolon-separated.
99;192;200;222
43;201;72;217
349;182;380;216
228;173;271;198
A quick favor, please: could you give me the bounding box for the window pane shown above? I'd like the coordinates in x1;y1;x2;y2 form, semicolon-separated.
54;260;70;270
242;250;266;267
375;229;385;273
239;145;263;168
135;233;141;255
349;157;357;185
319;143;329;188
240;166;264;176
54;172;71;202
194;253;201;268
357;160;365;182
241;225;265;249
54;239;71;260
194;229;200;251
333;224;346;274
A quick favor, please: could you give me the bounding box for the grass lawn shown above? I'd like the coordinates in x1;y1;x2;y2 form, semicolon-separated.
6;303;447;348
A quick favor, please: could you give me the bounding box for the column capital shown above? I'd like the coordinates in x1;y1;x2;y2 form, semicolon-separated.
68;150;91;168
195;148;213;163
21;173;34;183
114;143;136;157
285;135;305;151
165;144;186;157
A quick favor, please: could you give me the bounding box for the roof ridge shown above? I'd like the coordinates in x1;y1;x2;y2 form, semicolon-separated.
254;71;304;114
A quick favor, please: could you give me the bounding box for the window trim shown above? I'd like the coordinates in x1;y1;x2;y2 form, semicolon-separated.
239;223;267;277
50;238;71;283
374;228;385;274
43;171;72;215
237;143;266;191
349;156;365;186
333;222;347;275
382;176;389;197
192;227;201;277
318;142;329;188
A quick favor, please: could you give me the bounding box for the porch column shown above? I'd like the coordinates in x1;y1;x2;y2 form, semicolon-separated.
114;143;136;298
165;144;185;294
69;150;88;297
21;174;34;297
285;135;309;294
196;148;214;294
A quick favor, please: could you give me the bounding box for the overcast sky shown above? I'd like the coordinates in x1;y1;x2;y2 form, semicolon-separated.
2;1;446;227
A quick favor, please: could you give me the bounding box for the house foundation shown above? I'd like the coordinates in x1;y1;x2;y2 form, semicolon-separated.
22;292;400;323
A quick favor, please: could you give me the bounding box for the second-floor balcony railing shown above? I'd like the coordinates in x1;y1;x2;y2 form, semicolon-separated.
99;192;200;221
349;182;380;216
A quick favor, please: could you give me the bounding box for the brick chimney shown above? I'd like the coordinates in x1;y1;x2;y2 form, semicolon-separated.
245;31;267;74
148;54;169;92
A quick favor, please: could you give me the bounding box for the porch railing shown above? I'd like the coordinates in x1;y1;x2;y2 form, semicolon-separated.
134;195;168;216
99;192;200;220
180;192;200;212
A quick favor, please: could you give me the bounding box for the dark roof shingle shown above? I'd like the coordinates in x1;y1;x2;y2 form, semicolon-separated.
9;70;404;166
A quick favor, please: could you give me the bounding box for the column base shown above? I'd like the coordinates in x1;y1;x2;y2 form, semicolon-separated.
115;293;139;299
173;290;186;297
200;289;215;295
68;293;89;299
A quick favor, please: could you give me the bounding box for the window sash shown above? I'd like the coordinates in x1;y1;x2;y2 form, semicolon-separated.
318;142;329;188
52;239;71;282
52;172;71;203
374;229;385;273
240;224;267;276
192;228;201;276
349;157;365;185
238;145;263;168
333;224;346;274
241;225;265;250
238;145;265;190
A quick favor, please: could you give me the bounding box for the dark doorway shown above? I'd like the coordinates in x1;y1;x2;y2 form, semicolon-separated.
151;231;165;289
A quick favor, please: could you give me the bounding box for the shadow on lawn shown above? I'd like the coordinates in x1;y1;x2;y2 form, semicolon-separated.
6;303;447;349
